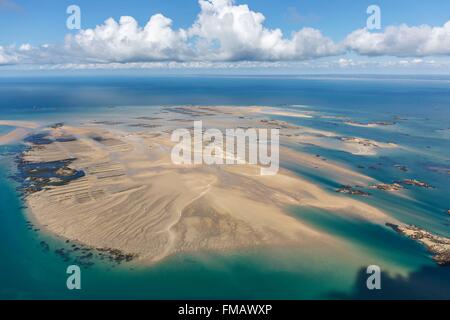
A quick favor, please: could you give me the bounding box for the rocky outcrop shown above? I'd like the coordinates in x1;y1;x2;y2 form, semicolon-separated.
386;223;450;266
371;183;403;192
336;185;370;196
398;179;433;189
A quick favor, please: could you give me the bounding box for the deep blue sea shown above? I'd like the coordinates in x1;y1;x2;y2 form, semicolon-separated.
0;74;449;299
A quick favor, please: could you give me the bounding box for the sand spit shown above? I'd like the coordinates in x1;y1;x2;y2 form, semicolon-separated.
0;120;40;145
0;128;29;144
246;114;398;156
344;121;397;128
0;120;40;129
257;109;314;119
19;107;399;264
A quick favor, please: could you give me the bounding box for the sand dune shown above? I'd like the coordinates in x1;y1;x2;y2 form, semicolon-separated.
22;112;398;264
0;128;29;144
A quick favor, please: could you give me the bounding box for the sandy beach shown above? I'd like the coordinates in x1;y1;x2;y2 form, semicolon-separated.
0;120;40;145
10;106;404;265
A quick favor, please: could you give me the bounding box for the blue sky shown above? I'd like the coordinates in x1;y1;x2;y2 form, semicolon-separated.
1;0;450;45
1;0;450;72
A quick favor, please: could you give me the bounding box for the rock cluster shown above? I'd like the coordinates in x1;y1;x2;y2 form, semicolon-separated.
371;183;403;191
399;179;433;189
336;185;370;196
387;223;450;266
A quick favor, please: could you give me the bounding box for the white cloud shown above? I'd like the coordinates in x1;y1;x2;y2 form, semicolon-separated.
61;0;341;63
2;0;450;68
0;43;73;66
64;14;190;63
188;0;341;61
0;46;18;65
334;57;444;69
19;44;32;51
345;22;450;57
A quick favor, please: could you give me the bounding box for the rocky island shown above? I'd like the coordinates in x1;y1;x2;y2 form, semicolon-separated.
387;223;450;266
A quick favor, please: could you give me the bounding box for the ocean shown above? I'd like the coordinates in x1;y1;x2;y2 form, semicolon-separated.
0;74;449;299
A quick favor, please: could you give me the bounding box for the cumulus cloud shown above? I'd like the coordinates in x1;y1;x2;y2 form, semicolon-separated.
65;14;190;62
62;0;341;63
0;43;69;65
188;0;341;61
2;0;450;68
345;22;450;57
0;46;16;65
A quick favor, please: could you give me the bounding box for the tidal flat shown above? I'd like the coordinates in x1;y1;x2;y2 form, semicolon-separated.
0;75;449;299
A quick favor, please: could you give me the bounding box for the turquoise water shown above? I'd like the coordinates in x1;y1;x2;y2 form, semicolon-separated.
0;126;13;135
0;75;449;299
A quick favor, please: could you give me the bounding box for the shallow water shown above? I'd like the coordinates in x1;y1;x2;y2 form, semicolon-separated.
0;75;449;299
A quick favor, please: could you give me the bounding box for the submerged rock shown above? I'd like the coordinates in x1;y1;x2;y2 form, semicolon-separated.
49;123;64;129
91;121;124;126
54;135;77;142
371;183;403;192
15;156;85;195
23;133;53;145
336;185;370;196
40;241;50;252
399;179;433;189
128;123;161;128
340;137;377;147
394;164;409;172
97;247;137;263
55;167;77;177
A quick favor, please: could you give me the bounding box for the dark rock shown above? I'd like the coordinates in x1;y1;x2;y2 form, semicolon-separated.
336;185;370;196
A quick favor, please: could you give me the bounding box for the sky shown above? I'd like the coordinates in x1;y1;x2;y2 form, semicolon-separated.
1;0;450;73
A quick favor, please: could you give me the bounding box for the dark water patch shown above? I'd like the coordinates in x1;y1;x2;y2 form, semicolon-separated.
394;164;409;172
49;122;64;129
423;162;450;176
54;135;77;142
23;133;53;145
327;265;450;299
90;135;106;142
96;248;136;264
14;157;85;195
135;116;163;121
91;121;124;125
24;126;76;143
0;144;26;157
55;242;137;268
39;240;50;252
166;107;215;117
34;233;138;269
282;161;342;190
291;207;430;265
128;123;161;128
